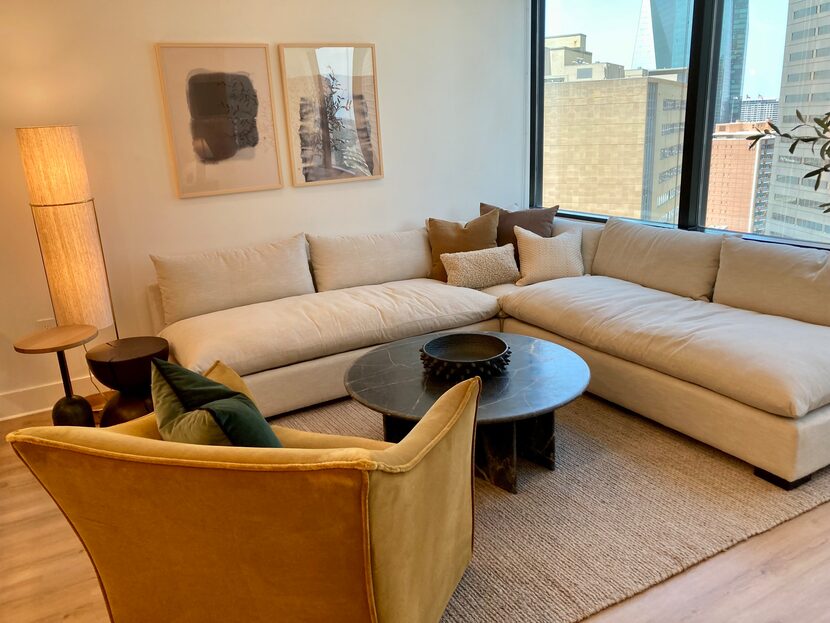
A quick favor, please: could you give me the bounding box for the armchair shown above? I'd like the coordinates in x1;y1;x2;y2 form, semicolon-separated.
7;377;481;623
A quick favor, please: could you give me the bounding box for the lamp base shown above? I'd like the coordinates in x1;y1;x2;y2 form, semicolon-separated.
52;395;94;427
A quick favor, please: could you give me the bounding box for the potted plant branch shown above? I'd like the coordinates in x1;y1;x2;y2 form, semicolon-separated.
748;111;830;212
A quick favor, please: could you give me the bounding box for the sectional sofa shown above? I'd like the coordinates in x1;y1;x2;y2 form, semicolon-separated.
148;217;830;487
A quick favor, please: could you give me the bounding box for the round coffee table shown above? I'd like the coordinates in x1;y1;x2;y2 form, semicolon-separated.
345;331;590;493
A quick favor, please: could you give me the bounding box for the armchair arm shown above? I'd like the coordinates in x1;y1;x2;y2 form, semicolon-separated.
365;377;481;623
272;426;392;451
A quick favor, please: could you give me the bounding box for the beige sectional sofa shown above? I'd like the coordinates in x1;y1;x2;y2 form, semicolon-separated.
148;217;830;488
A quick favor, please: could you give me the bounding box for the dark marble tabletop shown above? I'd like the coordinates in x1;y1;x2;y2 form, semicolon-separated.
344;331;590;424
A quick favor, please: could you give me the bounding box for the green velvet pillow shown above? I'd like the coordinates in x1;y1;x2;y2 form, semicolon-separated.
151;358;281;448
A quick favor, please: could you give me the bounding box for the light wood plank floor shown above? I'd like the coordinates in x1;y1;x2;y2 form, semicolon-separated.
3;413;830;623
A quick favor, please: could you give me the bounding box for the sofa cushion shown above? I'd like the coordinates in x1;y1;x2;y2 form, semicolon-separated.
152;358;282;448
552;218;604;274
515;227;583;286
160;279;500;376
151;234;315;325
479;203;557;260
426;211;499;281
308;229;432;292
714;236;830;327
500;275;830;417
591;218;723;300
441;244;519;289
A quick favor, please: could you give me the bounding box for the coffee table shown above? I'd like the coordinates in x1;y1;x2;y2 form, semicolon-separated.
345;331;590;493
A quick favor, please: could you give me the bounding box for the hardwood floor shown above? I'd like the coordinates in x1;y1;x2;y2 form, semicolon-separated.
3;415;830;623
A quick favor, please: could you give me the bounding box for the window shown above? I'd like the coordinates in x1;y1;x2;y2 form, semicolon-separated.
792;28;816;40
705;0;830;242
794;6;819;19
788;71;812;81
537;4;690;223
532;0;830;245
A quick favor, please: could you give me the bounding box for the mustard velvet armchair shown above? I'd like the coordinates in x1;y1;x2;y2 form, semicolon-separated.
7;377;481;623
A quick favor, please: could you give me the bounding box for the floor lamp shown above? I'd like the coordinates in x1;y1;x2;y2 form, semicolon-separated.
15;125;117;424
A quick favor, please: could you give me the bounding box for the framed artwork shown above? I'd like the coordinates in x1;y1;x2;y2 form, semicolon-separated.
155;43;282;198
278;43;384;187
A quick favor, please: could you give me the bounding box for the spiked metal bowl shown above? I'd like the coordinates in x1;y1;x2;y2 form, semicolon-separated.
419;333;511;381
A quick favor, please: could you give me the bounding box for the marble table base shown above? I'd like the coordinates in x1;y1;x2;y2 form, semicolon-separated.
382;411;556;494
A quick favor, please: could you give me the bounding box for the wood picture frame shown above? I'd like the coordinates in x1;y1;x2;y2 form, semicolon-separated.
155;43;283;198
278;43;384;187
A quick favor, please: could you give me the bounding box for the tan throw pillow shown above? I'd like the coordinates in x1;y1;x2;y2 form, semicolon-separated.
515;226;584;286
426;210;499;281
441;244;520;289
480;203;558;260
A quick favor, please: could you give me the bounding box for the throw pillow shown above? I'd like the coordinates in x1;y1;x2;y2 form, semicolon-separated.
152;358;282;448
480;203;558;259
441;244;520;289
515;226;584;286
426;210;499;281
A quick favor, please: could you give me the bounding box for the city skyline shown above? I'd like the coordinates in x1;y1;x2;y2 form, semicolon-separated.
545;0;787;98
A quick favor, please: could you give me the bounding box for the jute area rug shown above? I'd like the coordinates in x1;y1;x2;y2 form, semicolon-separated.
276;394;830;623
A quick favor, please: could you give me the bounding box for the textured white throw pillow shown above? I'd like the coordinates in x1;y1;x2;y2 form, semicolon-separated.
515;226;584;286
441;244;520;289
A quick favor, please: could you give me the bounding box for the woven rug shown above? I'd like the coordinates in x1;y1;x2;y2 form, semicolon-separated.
276;394;830;623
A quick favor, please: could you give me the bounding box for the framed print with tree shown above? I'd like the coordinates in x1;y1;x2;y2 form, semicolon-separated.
278;43;383;186
155;43;282;198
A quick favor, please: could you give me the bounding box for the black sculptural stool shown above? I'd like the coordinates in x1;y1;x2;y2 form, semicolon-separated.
86;336;169;427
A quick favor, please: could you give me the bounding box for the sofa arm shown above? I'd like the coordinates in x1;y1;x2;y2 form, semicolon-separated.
365;378;480;623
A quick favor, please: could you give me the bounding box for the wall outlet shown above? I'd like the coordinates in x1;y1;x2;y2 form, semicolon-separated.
36;317;56;330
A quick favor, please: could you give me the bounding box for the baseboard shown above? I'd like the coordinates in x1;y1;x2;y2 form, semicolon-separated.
0;375;100;421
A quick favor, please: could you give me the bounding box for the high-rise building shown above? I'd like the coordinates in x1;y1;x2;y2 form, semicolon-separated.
632;0;747;122
739;97;780;123
718;0;750;122
543;36;686;222
764;0;830;242
705;122;774;233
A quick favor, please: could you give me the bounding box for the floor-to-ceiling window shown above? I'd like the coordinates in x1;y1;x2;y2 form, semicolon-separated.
533;0;830;246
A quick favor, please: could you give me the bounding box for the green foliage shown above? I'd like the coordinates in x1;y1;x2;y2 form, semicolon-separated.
748;110;830;212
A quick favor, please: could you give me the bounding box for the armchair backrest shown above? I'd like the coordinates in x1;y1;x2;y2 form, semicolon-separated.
7;377;481;623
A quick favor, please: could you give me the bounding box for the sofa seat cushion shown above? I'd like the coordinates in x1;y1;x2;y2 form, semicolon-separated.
500;275;830;418
160;279;500;376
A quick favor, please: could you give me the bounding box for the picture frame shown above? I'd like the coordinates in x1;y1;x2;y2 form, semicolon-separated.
278;43;384;187
155;43;283;198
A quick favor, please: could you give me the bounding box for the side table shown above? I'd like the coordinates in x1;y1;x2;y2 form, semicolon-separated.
85;336;169;426
14;324;99;426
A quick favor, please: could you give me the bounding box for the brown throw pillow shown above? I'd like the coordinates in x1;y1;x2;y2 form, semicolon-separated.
426;210;499;281
480;204;558;259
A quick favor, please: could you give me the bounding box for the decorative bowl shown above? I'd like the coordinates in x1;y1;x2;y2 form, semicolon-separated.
419;333;511;380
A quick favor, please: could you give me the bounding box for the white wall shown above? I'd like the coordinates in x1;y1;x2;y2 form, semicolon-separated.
0;0;530;417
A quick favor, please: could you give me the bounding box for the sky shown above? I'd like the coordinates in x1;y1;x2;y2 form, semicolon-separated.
545;0;788;98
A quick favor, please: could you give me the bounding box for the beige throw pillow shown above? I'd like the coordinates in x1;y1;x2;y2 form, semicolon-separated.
441;244;520;289
515;226;584;286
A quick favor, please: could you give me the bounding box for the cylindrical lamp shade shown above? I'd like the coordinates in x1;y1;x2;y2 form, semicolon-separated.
16;126;92;206
16;126;114;330
31;201;113;328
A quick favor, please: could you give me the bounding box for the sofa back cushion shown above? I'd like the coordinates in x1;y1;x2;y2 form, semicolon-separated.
151;234;314;325
308;229;432;292
591;217;723;300
714;236;830;326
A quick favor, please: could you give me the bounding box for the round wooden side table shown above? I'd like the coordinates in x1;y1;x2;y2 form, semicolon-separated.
14;324;99;426
85;336;169;427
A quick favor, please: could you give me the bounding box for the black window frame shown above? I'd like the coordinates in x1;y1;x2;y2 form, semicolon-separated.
528;0;830;251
